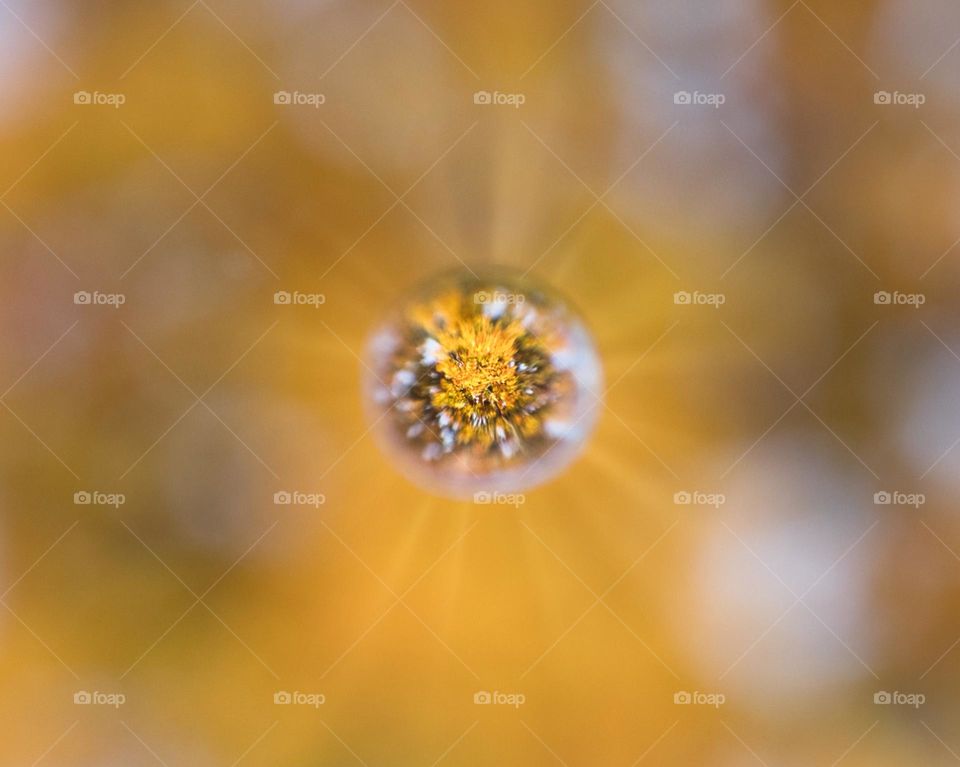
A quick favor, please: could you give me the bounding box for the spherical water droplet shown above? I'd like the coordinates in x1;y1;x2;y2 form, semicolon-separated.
362;269;602;498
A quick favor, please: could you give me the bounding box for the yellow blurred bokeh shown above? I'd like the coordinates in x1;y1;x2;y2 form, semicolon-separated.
2;0;960;764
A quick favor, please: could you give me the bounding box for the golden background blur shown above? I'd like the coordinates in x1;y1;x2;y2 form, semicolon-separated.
2;0;960;763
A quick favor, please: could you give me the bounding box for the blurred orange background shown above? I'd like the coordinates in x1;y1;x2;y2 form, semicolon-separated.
2;0;960;764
